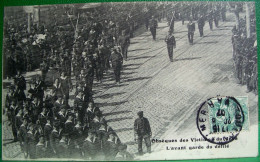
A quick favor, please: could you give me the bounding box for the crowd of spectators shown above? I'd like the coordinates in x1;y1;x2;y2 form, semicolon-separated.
231;8;257;94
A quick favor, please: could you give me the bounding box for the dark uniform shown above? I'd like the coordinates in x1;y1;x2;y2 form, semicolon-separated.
118;33;130;61
149;17;158;40
40;61;49;81
134;111;151;155
58;137;69;158
50;129;60;157
103;132;120;160
165;32;176;62
187;21;196;45
26;129;37;159
82;133;100;160
197;16;205;37
35;138;46;159
98;44;111;73
60;74;70;105
208;10;214;31
93;52;103;83
44;122;52;156
213;9;220;28
18;122;28;157
14;72;26;92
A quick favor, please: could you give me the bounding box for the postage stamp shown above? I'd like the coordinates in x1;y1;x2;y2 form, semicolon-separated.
196;96;249;145
208;96;249;133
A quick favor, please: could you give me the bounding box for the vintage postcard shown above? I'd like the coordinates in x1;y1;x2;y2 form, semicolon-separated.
1;1;258;161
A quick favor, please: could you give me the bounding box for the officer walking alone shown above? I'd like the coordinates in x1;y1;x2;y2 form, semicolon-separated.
165;30;176;62
134;111;152;155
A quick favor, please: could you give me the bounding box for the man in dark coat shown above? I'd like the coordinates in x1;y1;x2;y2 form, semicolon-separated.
50;125;60;157
187;19;196;45
165;31;176;62
82;130;100;160
18;118;28;158
149;16;158;40
14;71;26;91
197;15;205;37
44;118;52;156
35;137;46;159
208;9;214;31
40;60;49;81
134;111;152;155
118;31;130;61
26;124;37;159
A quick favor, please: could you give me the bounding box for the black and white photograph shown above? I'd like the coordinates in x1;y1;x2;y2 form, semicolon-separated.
1;1;258;161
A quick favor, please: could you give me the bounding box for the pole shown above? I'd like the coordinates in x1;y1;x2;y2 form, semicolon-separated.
234;4;240;31
245;3;251;38
28;13;31;33
38;5;40;29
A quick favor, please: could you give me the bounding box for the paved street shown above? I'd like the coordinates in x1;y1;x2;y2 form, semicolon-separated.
2;12;258;160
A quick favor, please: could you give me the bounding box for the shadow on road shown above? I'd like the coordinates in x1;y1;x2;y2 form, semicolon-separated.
123;63;143;67
203;34;222;37
130;56;155;61
174;57;202;62
97;100;128;107
128;48;148;52
103;110;132;116
126;77;152;82
96;92;126;99
106;117;133;123
114;127;134;133
195;41;218;44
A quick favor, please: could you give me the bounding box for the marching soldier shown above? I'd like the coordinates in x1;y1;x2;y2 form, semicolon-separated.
104;132;119;160
93;50;103;83
10;100;19;142
15;109;23;129
14;70;26;91
168;11;176;32
134;111;152;155
149;16;158;40
64;114;74;140
197;15;205;37
208;9;214;31
187;19;196;45
110;46;123;84
98;42;111;73
118;30;130;61
40;60;49;81
213;9;220;28
50;125;60;157
165;30;176;62
82;130;99;160
58;135;69;158
35;137;46;159
26;124;37;159
18;118;28;158
60;72;70;106
44;118;52;156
